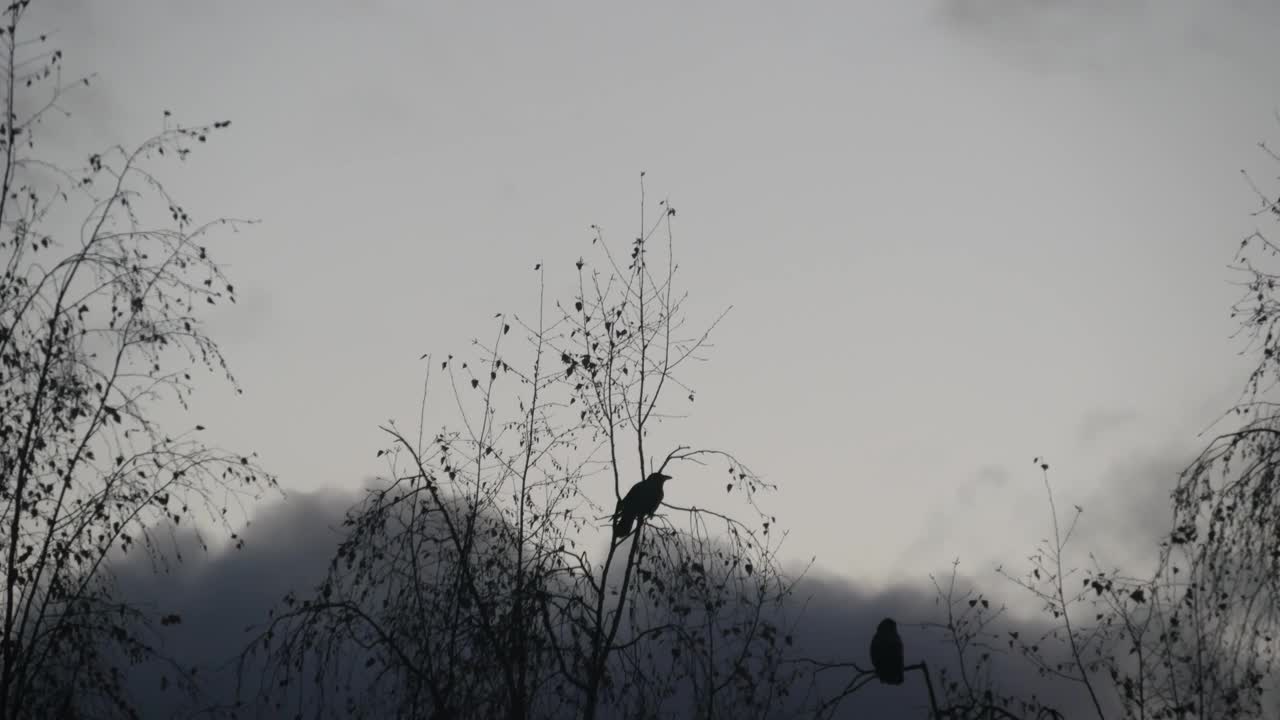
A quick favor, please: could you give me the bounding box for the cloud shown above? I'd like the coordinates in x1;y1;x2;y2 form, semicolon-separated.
896;463;1012;572
101;488;1135;719
935;0;1280;76
111;487;362;719
1074;407;1138;449
940;0;1138;26
958;463;1011;506
776;571;1099;718
1072;438;1194;576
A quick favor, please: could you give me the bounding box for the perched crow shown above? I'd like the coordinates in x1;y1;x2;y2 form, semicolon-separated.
870;617;905;685
612;472;672;538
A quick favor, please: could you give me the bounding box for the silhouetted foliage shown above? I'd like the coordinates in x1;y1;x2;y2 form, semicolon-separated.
1154;141;1280;718
29;2;1276;712
894;133;1280;720
0;2;274;716
943;456;1274;720
243;181;797;720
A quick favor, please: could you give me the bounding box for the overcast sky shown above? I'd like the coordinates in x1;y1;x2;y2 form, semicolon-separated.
23;3;1280;712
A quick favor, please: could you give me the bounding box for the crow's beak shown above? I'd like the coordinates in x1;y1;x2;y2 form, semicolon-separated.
658;473;672;481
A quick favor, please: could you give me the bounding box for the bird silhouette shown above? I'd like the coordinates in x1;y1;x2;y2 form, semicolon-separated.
612;472;672;538
870;617;905;685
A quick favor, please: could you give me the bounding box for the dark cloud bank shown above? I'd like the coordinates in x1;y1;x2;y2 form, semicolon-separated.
109;489;1119;719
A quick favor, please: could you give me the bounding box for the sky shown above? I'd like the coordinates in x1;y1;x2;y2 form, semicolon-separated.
18;0;1280;715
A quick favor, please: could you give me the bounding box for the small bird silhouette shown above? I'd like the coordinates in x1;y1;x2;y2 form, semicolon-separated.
870;617;905;685
613;472;672;538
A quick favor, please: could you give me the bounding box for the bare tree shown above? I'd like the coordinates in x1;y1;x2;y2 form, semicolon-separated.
1154;134;1280;718
0;2;275;716
244;180;796;720
956;458;1270;720
911;130;1280;720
